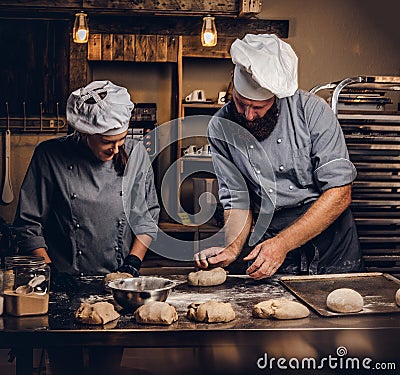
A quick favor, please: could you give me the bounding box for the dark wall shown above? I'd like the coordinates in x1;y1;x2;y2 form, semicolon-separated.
0;19;70;117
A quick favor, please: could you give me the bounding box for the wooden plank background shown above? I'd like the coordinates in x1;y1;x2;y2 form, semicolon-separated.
88;34;179;62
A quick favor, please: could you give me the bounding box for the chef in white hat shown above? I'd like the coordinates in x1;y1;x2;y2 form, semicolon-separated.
13;80;160;372
14;80;159;281
195;34;363;279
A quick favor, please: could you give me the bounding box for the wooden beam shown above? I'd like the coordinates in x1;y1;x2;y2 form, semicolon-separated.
90;16;289;39
0;0;236;17
84;0;238;16
182;36;232;59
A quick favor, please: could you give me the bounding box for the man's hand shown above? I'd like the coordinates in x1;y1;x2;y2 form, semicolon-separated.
243;185;353;279
243;237;288;280
194;246;240;269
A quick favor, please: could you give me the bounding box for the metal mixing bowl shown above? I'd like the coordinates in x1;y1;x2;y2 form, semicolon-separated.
108;276;176;311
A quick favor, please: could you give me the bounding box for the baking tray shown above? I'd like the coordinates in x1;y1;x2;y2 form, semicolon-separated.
280;272;400;317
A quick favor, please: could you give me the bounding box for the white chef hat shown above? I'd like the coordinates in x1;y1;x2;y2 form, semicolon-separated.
231;34;298;100
66;80;134;135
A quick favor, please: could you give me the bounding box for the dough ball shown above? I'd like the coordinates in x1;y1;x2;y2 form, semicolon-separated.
75;302;120;325
134;301;178;325
103;272;133;291
396;289;400;307
187;267;227;286
253;298;310;320
187;300;235;323
326;288;364;313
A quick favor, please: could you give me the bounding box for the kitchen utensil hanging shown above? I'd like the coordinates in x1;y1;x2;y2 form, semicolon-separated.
1;102;14;204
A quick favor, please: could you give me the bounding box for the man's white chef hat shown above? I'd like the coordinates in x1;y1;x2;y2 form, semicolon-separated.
67;80;134;135
231;34;298;100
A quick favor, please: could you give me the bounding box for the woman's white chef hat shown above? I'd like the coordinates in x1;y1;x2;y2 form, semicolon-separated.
66;80;134;135
231;34;298;100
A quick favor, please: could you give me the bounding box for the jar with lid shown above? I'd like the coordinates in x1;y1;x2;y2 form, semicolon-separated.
3;255;50;316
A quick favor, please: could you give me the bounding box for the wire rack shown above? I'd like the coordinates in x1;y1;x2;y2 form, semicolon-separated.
0;102;67;133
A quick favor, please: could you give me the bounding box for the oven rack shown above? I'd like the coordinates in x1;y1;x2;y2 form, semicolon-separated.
311;75;400;276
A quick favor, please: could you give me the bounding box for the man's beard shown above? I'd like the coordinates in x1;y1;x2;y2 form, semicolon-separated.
226;99;279;142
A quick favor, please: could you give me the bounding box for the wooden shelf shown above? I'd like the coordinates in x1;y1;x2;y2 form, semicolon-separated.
159;221;221;233
182;103;222;108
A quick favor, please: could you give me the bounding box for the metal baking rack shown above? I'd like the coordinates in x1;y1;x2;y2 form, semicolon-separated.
311;75;400;276
0;102;67;133
310;75;400;115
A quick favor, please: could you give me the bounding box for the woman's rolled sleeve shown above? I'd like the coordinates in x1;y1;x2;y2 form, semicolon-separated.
17;236;47;254
314;158;357;191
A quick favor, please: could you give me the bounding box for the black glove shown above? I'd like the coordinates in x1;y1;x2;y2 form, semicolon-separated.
117;254;141;277
49;263;79;294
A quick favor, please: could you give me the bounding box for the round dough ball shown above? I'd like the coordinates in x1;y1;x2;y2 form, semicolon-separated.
103;272;133;291
134;301;178;325
396;288;400;307
326;288;364;313
187;300;235;323
253;298;310;320
187;267;227;286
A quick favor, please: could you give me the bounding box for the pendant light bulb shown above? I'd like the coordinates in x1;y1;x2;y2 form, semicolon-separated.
201;15;217;47
73;11;89;44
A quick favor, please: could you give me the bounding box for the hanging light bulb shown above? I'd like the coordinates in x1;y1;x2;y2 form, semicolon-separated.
201;15;217;47
73;11;89;44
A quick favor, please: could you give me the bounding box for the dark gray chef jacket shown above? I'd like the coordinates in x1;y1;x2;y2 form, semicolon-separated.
208;89;363;274
13;133;160;276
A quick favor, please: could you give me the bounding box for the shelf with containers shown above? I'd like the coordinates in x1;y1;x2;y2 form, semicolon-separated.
175;55;232;228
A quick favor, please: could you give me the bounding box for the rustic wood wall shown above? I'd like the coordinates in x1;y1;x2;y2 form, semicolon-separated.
0;1;288;117
0;19;69;118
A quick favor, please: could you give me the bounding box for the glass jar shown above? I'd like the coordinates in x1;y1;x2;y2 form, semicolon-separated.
4;255;50;316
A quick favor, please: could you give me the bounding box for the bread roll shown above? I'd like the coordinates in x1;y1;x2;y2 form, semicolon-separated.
326;288;364;313
187;267;227;286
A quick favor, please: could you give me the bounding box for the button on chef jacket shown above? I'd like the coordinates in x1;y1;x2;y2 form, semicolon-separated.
13;133;160;275
208;89;356;217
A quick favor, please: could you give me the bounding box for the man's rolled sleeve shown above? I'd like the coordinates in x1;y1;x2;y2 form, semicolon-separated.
218;187;251;210
314;158;357;191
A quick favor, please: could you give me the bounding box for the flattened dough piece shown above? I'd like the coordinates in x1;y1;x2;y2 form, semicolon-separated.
253;298;310;320
395;288;400;307
103;272;133;291
75;302;120;325
326;288;364;313
134;301;178;325
187;267;227;286
187;300;235;323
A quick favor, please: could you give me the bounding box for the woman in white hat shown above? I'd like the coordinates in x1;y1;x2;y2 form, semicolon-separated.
196;34;363;279
13;80;160;373
14;80;159;285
